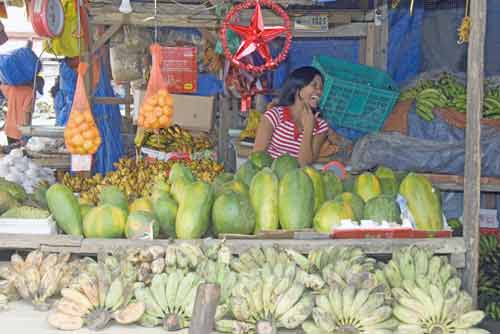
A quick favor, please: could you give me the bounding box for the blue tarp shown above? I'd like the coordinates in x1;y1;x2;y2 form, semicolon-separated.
0;48;40;86
56;60;77;126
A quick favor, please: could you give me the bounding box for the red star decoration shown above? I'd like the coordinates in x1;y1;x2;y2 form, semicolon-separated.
228;0;287;62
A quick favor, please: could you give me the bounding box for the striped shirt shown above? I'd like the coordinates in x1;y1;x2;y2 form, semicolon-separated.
264;106;329;159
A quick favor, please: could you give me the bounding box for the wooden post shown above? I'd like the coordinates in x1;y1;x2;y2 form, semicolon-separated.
189;283;221;334
463;0;487;306
218;95;232;168
373;0;388;70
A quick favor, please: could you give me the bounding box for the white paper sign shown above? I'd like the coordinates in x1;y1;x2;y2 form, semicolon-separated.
71;155;92;172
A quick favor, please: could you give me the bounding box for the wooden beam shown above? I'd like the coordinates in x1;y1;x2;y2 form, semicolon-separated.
294;22;368;38
218;96;232;169
463;0;487;306
365;23;376;66
189;283;220;334
91;23;123;54
90;13;218;28
373;0;389;70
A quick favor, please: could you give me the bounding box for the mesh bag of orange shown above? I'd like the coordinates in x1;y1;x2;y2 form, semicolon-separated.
138;43;174;129
64;62;102;155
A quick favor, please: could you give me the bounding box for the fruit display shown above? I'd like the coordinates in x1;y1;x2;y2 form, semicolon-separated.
137;124;213;154
138;89;174;129
479;235;500;321
0;206;50;219
0;250;77;310
400;72;500;121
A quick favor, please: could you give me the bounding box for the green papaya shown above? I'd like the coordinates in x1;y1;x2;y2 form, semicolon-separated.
278;169;315;230
212;191;255;235
342;173;355;192
235;160;259;187
168;163;195;184
249;168;279;233
170;178;192;204
98;186;128;214
152;192;178;237
375;166;398;198
363;195;401;224
399;173;443;231
249;151;273;170
176;181;214;239
313;201;355;233
334;192;365;222
354;172;382;202
46;184;83;236
322;171;343;201
271;154;299;180
303;166;326;212
215;180;249;197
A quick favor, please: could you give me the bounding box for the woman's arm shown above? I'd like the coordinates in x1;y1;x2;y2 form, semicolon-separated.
252;117;274;153
297;131;327;167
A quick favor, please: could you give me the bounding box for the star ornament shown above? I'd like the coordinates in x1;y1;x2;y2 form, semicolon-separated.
228;0;287;63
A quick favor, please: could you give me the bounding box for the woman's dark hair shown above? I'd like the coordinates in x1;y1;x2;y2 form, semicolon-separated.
278;66;324;106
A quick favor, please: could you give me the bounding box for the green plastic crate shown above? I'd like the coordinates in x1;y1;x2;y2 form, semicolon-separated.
312;55;400;133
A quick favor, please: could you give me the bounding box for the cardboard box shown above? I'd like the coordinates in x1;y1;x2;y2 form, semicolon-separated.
171;94;214;132
160;46;197;94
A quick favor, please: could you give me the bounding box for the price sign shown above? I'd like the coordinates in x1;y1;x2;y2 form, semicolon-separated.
294;15;329;32
71;155;92;172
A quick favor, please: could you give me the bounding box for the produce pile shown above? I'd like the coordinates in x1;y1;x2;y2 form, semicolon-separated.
399;72;500;121
0;245;488;333
62;157;223;202
0;175;51;219
135;124;214;154
0;149;56;193
52;152;445;240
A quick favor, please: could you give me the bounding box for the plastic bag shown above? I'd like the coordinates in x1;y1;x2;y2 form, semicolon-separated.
0;47;40;85
138;44;174;129
64;63;102;155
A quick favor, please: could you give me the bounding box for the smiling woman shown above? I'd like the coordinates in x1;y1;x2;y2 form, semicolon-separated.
253;66;329;167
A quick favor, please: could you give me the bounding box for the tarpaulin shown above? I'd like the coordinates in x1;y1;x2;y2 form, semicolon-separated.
55;60;77;126
0;47;40;85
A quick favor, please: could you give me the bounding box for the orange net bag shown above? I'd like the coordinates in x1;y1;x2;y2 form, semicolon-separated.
64;62;102;155
138;44;174;129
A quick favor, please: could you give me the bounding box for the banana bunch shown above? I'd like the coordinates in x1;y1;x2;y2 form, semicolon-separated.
0;278;17;306
0;293;7;311
415;88;448;121
47;258;145;331
217;264;314;333
126;244;206;285
485;302;500;321
0;250;78;310
302;287;397;334
134;270;203;330
478;235;500;321
142;125;213;153
393;280;487;334
230;246;295;273
239;110;262;142
483;93;500;119
480;235;498;259
379;246;461;294
196;260;238;320
399;79;435;102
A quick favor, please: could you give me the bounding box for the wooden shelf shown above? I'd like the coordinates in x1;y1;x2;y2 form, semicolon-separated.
0;234;466;268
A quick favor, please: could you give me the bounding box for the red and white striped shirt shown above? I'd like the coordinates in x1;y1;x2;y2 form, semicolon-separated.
264;106;329;159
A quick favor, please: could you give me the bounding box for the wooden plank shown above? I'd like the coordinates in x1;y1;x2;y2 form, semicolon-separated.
358;37;367;64
91;23;122;54
294;22;368;38
189;284;220;334
93;96;134;105
373;0;389;70
463;0;487;306
365;23;376;66
0;234;82;250
418;173;500;193
90;13;218;28
123;82;132;120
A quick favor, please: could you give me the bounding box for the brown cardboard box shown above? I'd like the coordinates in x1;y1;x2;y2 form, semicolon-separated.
171;94;214;132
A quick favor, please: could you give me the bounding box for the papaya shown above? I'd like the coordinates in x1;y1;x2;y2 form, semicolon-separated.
235;160;259;187
168;163;195;184
271;154;299;180
176;181;214;239
278;169;314;230
150;178;170;199
322;171;343;201
399;173;443;231
83;204;126;238
129;198;153;214
152;192;178;237
354;172;382;202
313;200;355;233
375;166;398;198
80;204;94;219
342;173;355;192
0;190;18;214
249;168;279;233
125;211;159;239
212;191;255;235
215;180;249;197
46;184;83;236
249;151;273;170
303;166;326;212
213;172;234;185
170;178;192;204
0;177;27;202
363;195;401;224
334;192;365;222
98;186;128;214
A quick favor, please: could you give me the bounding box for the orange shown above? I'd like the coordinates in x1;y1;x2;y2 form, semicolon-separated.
72;112;84;124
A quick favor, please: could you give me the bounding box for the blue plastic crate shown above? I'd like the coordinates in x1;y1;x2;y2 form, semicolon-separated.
313;56;400;133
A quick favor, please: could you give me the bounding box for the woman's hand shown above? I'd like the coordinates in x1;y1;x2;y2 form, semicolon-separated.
301;104;318;134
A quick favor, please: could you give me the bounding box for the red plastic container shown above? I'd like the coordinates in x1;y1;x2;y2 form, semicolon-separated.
160;46;197;94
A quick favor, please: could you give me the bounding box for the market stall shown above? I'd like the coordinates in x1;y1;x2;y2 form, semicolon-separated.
0;0;495;332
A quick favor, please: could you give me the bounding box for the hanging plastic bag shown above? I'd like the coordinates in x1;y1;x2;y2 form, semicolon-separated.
64;62;102;155
138;43;174;129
